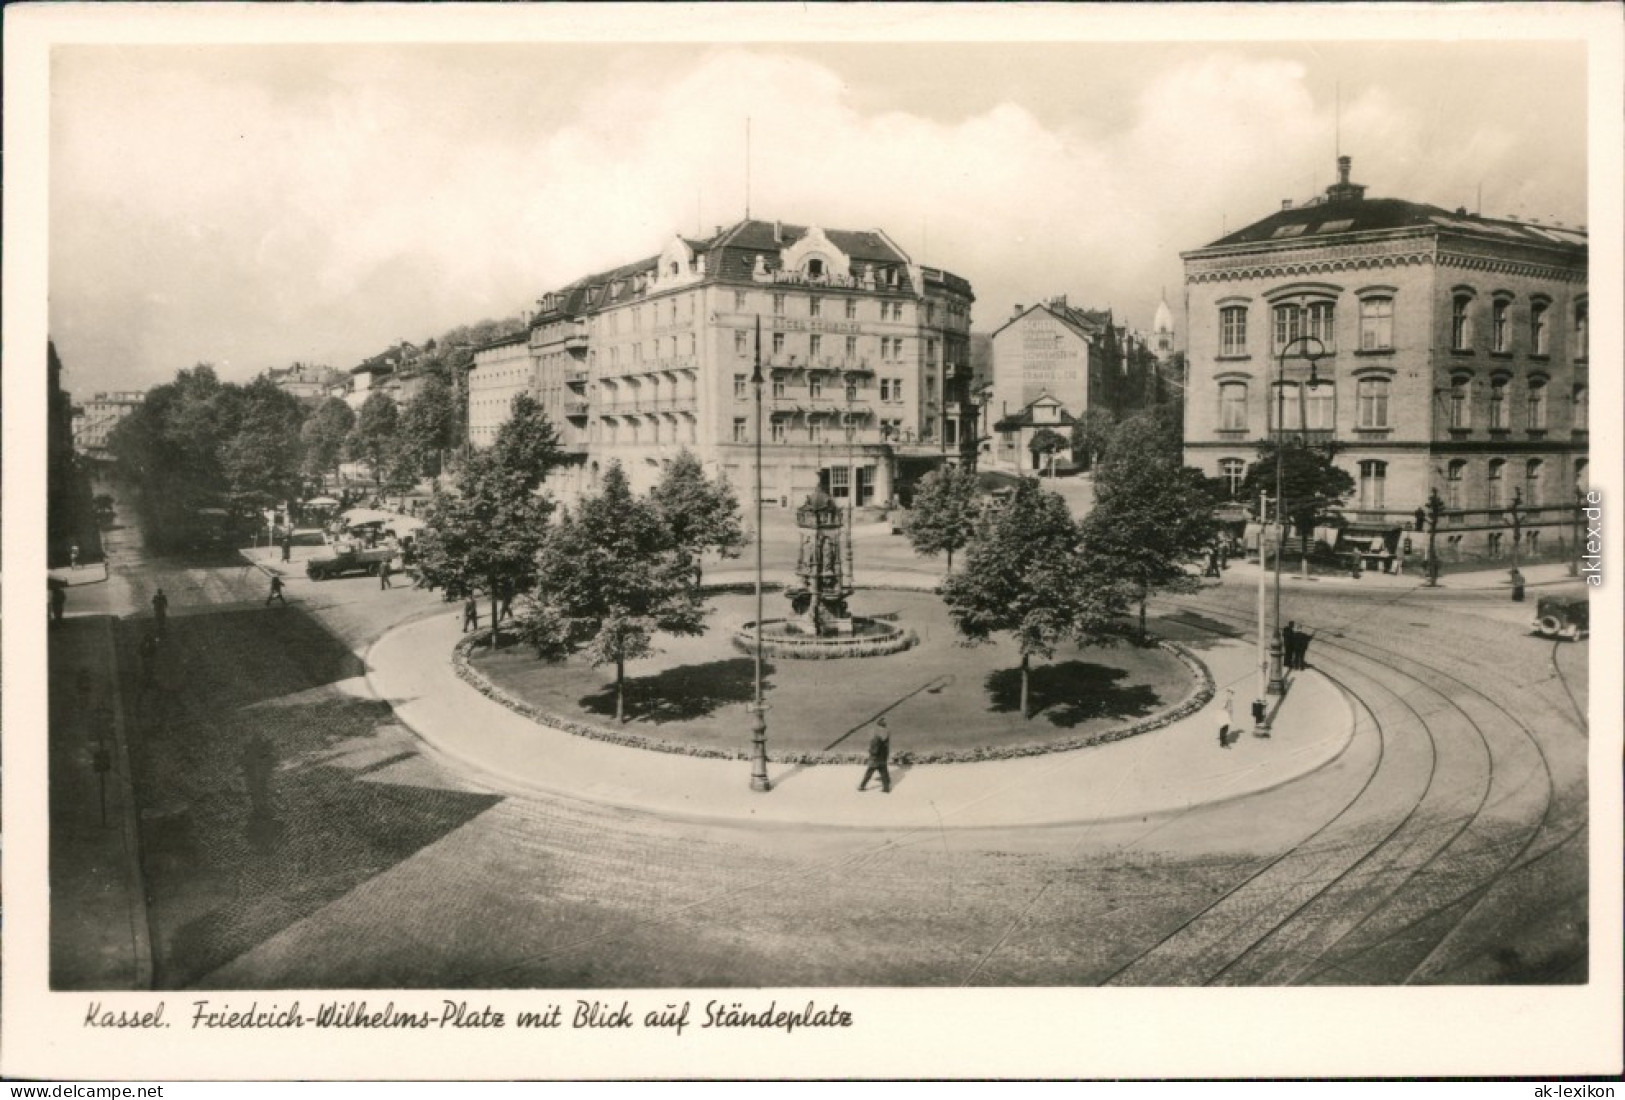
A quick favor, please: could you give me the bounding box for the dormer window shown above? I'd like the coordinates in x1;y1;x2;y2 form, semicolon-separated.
807;258;824;278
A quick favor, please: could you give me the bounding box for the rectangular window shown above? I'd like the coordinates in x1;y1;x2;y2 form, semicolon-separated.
771;419;785;444
1449;379;1469;429
1359;298;1394;351
880;378;893;401
809;421;823;443
732;418;747;443
735;291;748;311
1490;380;1509;429
1220;306;1248;356
1488;461;1505;507
1575;301;1589;359
829;465;850;499
1357;378;1390;429
1359;461;1387;509
1219;381;1247;431
1445;463;1465;510
1275;383;1301;431
772;378;785;399
845;298;857;320
809;297;822;318
809;376;823;400
1307;302;1335;350
1574;385;1589;431
810;334;822;361
772;332;785;357
1273;304;1302;353
845;335;858;360
1527;380;1547;430
734;374;747;400
735;330;748;356
1305;384;1334;430
773;294;786;316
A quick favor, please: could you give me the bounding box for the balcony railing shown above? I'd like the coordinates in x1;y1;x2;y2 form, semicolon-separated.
1269;429;1335;446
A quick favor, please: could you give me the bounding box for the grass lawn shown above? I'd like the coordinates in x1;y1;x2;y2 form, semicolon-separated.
471;591;1196;759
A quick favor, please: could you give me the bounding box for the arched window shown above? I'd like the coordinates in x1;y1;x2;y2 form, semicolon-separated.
1219;381;1248;430
1449;375;1471;429
1574;385;1589;431
1446;460;1467;510
1220;458;1246;498
1357;377;1390;429
1525;459;1543;507
1451;295;1474;351
1359;460;1387;509
806;258;824;278
1488;458;1506;507
1576;458;1589;491
1575;300;1589;359
1526;378;1547;430
1492;299;1511;352
1530;300;1550;356
1489;377;1509;429
1273;304;1302;353
1359;297;1394;350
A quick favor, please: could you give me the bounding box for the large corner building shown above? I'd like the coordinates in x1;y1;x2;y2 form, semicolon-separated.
1182;157;1588;557
471;219;975;509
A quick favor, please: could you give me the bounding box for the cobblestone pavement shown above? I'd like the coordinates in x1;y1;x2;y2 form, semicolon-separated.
84;489;1589;989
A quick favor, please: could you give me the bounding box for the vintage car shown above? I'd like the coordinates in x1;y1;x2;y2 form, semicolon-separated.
304;543;398;581
1531;594;1588;641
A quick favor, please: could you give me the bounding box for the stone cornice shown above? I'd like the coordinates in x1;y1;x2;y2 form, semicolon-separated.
1436;250;1587;283
1185;236;1437;285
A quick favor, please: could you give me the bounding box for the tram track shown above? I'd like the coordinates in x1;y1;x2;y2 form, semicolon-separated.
1154;594;1582;985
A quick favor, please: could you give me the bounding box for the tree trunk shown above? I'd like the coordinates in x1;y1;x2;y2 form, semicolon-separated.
1020;652;1030;720
1301;524;1311;580
616;657;626;723
946;546;954;573
489;581;500;652
1139;595;1148;642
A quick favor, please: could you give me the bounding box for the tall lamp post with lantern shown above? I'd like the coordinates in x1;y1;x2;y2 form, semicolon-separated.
1267;308;1329;697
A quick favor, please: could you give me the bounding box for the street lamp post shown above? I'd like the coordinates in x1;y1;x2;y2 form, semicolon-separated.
1423;488;1446;587
1268;322;1328;696
749;318;770;792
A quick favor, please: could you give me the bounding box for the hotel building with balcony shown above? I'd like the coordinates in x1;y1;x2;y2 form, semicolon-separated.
1182;157;1588;559
485;218;975;510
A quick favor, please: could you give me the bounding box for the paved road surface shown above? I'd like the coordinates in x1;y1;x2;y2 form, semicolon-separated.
79;489;1588;989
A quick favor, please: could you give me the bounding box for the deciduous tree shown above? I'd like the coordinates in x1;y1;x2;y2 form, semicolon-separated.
524;463;708;723
940;479;1131;719
1079;414;1217;640
649;449;744;586
903;463;980;572
350;391;399;489
1239;440;1356;570
301;397;355;483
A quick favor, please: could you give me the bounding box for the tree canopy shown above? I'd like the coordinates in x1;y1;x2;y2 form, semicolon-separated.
350;391;399;487
903;463;980;572
648;449;744;585
523;463;709;723
394;377;457;481
301;397;355;481
1068;407;1118;471
1079;414;1217;638
940;479;1131;719
1239;440;1356;559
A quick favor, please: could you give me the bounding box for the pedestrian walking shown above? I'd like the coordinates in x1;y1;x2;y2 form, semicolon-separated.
1204;547;1221;578
1281;621;1299;673
70;543;81;569
497;579;513;621
1217;690;1234;748
281;531;293;564
859;717;892;792
50;582;66;623
266;574;287;607
462;595;480;634
1219;541;1230;571
1295;630;1314;670
379;559;393;590
151;588;169;636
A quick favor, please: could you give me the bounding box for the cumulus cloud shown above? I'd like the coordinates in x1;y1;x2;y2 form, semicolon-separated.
47;44;1586;392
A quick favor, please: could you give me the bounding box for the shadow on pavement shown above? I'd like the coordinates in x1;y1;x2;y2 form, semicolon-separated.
112;601;503;990
982;661;1163;728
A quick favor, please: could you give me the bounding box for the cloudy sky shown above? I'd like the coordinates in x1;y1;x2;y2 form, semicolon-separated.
46;16;1592;396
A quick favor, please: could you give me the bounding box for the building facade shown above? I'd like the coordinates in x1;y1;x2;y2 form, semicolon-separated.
504;219;974;510
71;390;145;461
986;297;1161;472
1182;157;1587;558
468;330;536;449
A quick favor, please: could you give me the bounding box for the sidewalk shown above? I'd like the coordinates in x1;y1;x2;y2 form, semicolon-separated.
367;611;1354;830
1222;559;1577;593
48;615;152;990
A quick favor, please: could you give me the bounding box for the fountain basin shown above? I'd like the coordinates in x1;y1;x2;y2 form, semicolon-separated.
734;617;918;659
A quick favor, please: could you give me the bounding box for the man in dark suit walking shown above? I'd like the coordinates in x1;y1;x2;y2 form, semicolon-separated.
859;717;892;793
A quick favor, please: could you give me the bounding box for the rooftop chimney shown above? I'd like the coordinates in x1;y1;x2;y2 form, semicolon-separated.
1281;199;1294;211
1323;155;1367;204
773;220;782;243
1013;303;1025;319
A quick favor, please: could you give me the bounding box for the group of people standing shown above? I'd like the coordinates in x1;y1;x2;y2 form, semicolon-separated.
1281;621;1314;671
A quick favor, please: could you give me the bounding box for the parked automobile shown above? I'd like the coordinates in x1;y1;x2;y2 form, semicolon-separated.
305;544;398;581
1531;594;1588;640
